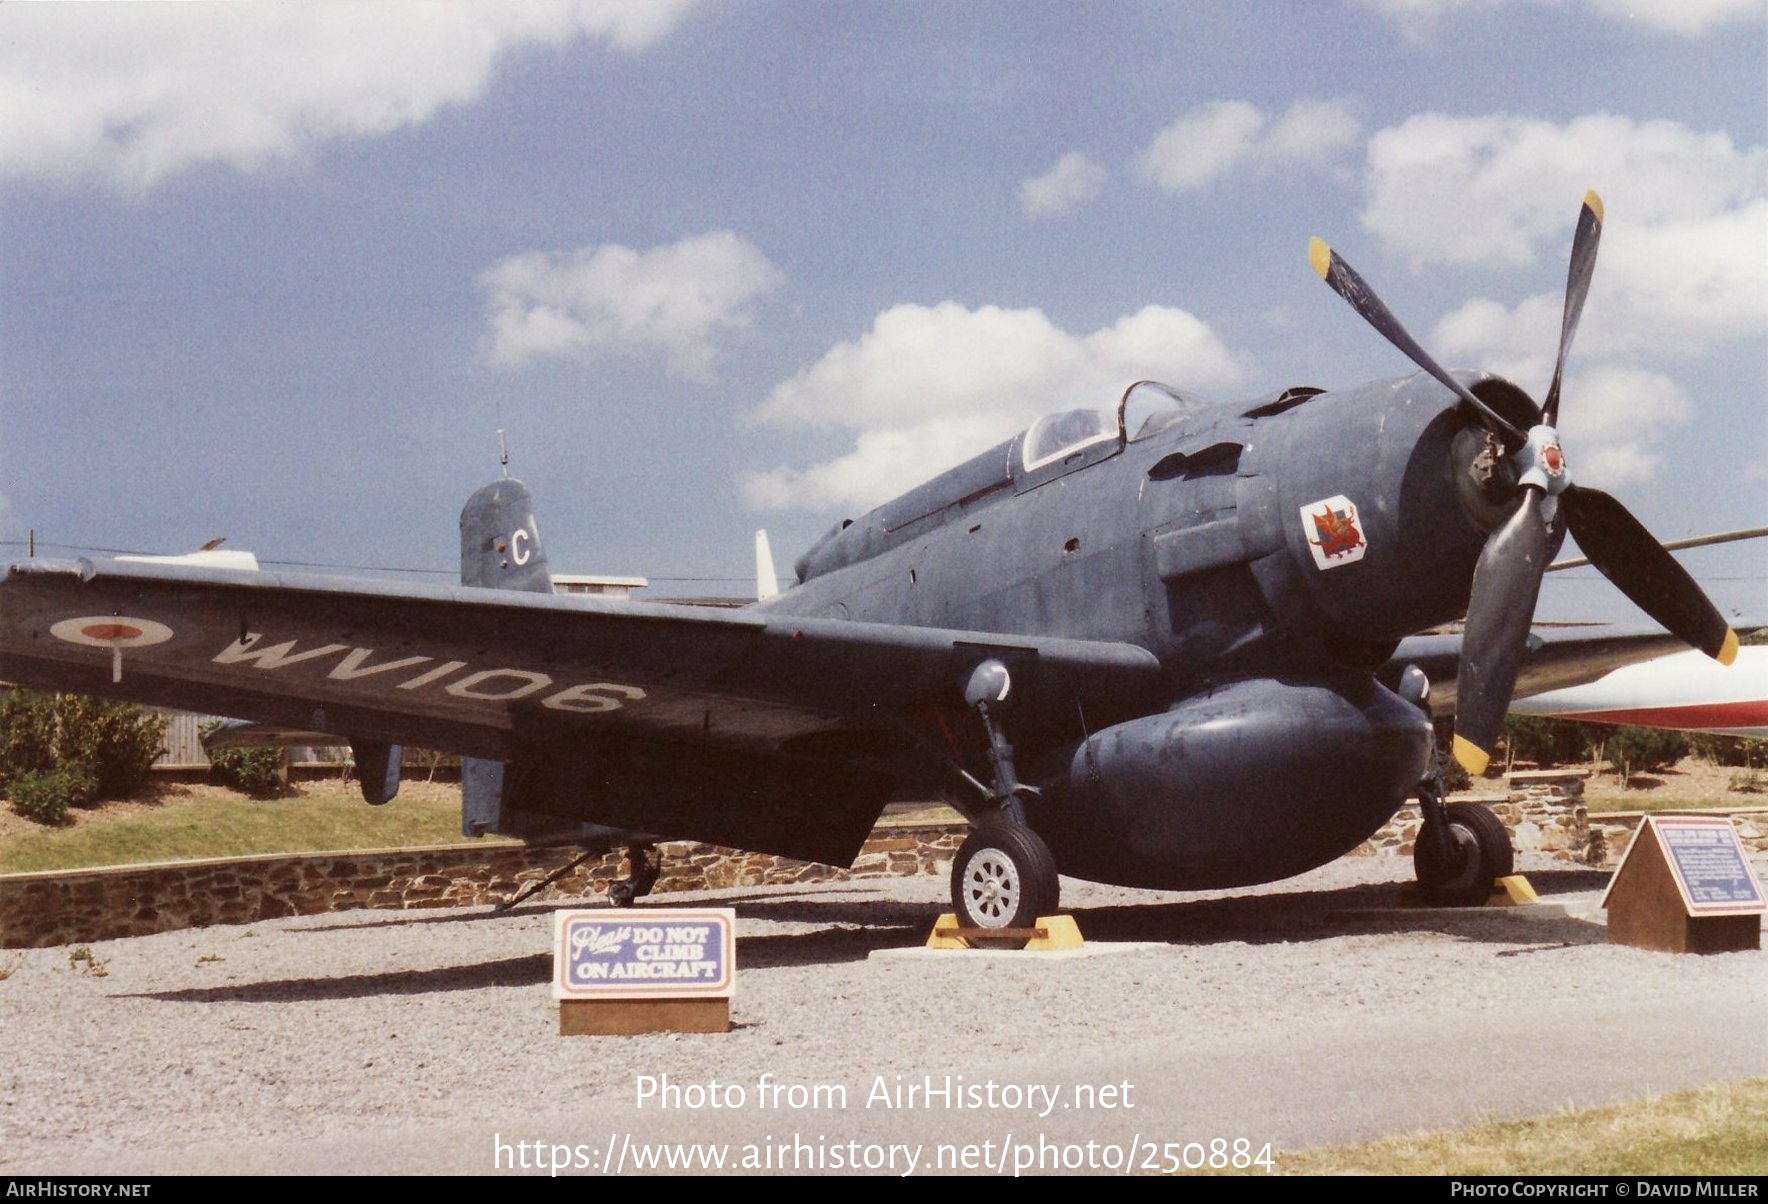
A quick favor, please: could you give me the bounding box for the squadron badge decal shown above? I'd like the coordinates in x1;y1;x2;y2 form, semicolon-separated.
1300;496;1367;569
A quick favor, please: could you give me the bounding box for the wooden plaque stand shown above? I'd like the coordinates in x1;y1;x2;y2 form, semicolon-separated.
558;997;730;1036
1602;816;1764;955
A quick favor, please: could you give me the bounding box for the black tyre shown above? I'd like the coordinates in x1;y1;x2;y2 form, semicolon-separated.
1414;801;1513;905
951;822;1059;933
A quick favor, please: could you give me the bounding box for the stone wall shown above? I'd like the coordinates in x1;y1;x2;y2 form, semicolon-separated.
1357;770;1598;863
6;775;1763;949
1589;809;1768;869
0;821;965;949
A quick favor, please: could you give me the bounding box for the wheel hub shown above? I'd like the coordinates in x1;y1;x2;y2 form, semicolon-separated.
963;847;1020;926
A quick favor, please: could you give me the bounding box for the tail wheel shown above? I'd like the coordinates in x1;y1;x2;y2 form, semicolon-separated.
1414;801;1513;905
952;822;1059;934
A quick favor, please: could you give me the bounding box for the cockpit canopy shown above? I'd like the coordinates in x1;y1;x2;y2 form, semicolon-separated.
795;381;1215;584
1019;380;1211;474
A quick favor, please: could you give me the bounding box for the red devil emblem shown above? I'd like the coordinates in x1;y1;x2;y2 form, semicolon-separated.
1308;503;1364;559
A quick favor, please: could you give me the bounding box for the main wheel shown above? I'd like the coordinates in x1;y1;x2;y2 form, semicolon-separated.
1414;801;1513;905
951;822;1059;933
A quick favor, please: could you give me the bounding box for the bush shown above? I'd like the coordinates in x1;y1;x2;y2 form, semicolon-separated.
0;689;167;801
1600;725;1689;784
0;688;58;786
1500;715;1600;769
199;723;286;796
7;764;98;825
207;747;286;796
49;694;168;797
1686;732;1763;768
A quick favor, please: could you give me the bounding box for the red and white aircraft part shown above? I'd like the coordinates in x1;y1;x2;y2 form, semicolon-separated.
1511;647;1768;739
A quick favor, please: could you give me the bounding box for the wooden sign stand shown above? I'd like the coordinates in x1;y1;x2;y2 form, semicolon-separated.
1602;815;1765;954
559;997;729;1036
553;908;736;1035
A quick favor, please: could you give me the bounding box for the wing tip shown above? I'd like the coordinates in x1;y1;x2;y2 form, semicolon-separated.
1452;734;1491;776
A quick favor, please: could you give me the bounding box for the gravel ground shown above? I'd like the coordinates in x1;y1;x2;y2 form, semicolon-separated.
2;854;1764;1177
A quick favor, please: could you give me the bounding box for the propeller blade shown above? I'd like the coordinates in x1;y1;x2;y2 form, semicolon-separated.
1454;488;1550;774
1541;190;1603;427
1562;484;1739;664
1309;237;1527;447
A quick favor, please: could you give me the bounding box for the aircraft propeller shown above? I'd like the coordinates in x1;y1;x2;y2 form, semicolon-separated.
1310;191;1737;774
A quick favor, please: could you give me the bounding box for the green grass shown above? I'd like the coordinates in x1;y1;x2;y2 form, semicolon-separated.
0;788;508;875
1254;1079;1768;1176
1583;793;1764;815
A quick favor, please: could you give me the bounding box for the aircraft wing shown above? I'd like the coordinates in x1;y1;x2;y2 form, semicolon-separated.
1384;624;1695;716
0;558;1165;860
1509;647;1768;738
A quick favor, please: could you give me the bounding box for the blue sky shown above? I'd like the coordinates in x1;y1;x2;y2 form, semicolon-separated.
2;0;1763;622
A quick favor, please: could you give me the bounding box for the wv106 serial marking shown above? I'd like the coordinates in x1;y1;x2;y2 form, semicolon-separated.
0;191;1737;926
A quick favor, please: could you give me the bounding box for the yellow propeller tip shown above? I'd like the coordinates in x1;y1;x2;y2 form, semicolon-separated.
1717;628;1739;666
1583;189;1604;223
1308;236;1332;280
1452;735;1490;776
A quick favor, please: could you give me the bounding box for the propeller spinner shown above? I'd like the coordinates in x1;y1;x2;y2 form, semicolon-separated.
1311;191;1738;775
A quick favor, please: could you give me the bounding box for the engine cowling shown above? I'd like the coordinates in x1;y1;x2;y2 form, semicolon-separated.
1028;674;1431;890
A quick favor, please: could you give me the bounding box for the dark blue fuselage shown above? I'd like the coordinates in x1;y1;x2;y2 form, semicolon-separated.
759;375;1510;888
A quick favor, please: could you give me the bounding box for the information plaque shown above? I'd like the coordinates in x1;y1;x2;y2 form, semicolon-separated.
1658;819;1766;911
1602;816;1765;954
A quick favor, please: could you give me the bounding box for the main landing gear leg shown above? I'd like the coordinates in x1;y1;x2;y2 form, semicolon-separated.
608;842;660;908
949;660;1060;934
1397;664;1513;906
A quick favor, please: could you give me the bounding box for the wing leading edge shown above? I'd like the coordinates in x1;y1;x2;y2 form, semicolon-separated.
1383;624;1698;716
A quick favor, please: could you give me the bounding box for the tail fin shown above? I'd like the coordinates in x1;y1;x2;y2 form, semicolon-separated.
459;478;554;836
454;476;647;848
755;529;780;601
459;478;551;593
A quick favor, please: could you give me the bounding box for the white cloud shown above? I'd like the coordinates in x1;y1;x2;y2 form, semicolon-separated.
1387;115;1768;357
1364;112;1767;270
1597;201;1768;355
478;231;784;381
1262;100;1367;167
1136;101;1264;192
0;0;700;193
1357;0;1765;38
1368;112;1766;487
1135;99;1361;193
1551;364;1694;489
1019;152;1109;220
743;302;1247;512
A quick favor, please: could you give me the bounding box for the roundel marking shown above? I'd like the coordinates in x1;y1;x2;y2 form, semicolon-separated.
50;616;175;649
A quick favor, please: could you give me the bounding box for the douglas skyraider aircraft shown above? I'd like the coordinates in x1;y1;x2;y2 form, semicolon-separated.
0;193;1738;930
